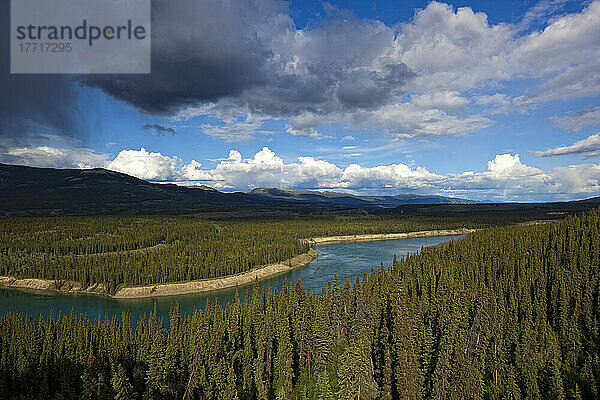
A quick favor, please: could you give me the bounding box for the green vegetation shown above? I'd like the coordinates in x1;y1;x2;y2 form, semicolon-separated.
0;210;598;399
0;214;525;293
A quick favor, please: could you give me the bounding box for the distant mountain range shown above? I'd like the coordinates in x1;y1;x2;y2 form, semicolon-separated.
1;163;599;217
248;188;475;208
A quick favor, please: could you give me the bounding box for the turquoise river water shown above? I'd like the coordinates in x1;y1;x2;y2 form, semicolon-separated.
0;234;463;324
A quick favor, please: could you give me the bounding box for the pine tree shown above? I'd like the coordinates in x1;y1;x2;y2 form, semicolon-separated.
111;364;134;400
275;313;294;400
316;371;334;400
338;333;379;400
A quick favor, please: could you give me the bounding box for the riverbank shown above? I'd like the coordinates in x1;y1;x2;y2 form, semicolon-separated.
0;228;475;299
112;249;318;299
0;276;107;295
306;228;478;245
0;249;319;299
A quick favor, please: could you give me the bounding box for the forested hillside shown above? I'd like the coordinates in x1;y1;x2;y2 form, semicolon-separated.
0;214;517;293
1;210;599;399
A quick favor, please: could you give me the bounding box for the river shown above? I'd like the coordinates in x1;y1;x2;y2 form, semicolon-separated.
0;234;463;324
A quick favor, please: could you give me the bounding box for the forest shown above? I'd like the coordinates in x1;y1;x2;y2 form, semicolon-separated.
0;213;534;293
0;209;598;399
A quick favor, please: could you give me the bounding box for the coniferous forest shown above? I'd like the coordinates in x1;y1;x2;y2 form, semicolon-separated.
1;210;599;399
0;214;523;293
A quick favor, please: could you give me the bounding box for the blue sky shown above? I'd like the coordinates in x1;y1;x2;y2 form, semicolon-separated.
2;0;600;201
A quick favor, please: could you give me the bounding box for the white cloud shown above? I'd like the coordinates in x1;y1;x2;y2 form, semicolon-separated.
517;0;572;32
227;150;242;162
379;1;600;118
187;147;343;190
475;94;511;107
107;148;182;180
550;106;600;133
286;124;321;139
512;2;600;76
550;163;600;193
349;103;493;138
0;144;109;169
3;144;600;201
515;61;600;107
486;153;543;177
411;91;470;112
282;102;493;140
490;2;600;112
181;160;212;181
534;133;600;157
340;162;441;190
395;2;515;93
197;113;273;142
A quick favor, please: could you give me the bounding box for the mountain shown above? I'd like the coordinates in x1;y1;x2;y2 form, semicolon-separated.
248;188;475;208
0;163;274;216
2;163;598;217
371;197;600;218
0;163;478;216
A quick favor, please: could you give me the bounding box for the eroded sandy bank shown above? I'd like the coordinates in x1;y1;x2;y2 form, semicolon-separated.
112;249;319;299
0;276;107;295
306;228;478;245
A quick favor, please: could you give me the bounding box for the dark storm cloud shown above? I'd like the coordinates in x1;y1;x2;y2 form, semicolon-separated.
80;0;288;115
79;0;415;124
336;64;413;110
232;61;413;119
2;0;415;141
0;2;81;143
143;123;177;136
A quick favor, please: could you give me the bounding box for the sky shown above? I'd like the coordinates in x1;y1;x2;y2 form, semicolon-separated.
1;0;600;202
